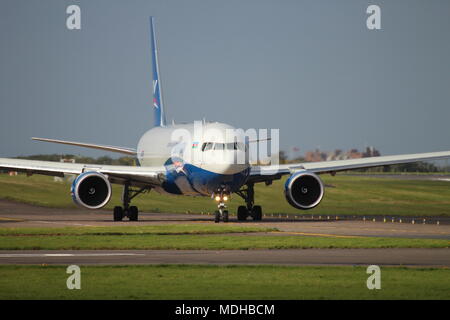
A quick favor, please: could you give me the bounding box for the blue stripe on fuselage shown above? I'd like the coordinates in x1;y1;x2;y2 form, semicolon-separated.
161;158;250;196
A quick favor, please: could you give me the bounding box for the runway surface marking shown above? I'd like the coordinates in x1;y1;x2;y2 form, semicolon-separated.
0;253;145;258
255;223;450;236
290;226;450;236
270;231;365;239
34;220;97;227
0;249;448;267
0;217;25;222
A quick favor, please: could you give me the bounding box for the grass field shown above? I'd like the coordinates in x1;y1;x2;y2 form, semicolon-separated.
0;265;448;299
1;173;450;216
0;225;275;236
1;175;448;301
0;225;448;249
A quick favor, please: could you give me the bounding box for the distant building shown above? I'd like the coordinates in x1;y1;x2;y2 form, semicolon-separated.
304;149;328;162
362;146;380;158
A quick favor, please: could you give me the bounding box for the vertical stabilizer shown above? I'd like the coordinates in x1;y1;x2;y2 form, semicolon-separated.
150;17;166;127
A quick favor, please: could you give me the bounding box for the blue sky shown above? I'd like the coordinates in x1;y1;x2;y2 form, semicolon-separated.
1;0;449;159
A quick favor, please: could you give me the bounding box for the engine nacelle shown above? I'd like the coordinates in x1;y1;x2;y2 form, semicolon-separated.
71;172;112;209
284;170;324;210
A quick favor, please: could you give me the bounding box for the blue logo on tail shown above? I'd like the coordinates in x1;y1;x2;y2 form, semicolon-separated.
150;17;166;127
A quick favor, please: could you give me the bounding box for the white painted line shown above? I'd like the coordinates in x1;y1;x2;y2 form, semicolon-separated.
44;254;74;257
0;253;144;258
35;221;97;227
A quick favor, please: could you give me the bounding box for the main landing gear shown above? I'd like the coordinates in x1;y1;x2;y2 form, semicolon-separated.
236;183;263;221
113;182;149;222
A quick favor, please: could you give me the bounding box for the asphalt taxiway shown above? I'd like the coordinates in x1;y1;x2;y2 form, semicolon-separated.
0;200;449;266
0;248;448;267
0;200;448;239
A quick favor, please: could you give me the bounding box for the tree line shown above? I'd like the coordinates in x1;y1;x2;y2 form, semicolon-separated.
16;154;136;166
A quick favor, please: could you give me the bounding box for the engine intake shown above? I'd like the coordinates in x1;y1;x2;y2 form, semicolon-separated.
71;172;112;209
284;170;324;210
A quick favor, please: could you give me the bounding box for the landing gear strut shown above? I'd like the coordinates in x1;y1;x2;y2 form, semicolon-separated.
113;182;149;221
236;183;263;221
213;189;230;223
214;201;229;223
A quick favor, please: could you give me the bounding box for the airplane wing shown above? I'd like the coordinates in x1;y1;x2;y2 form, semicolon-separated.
248;150;450;183
31;137;137;155
0;158;165;188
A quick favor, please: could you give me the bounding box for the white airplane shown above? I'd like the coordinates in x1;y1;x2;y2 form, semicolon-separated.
1;17;450;223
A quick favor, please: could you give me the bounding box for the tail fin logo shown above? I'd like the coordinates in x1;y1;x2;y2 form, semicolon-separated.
150;17;166;126
153;79;159;109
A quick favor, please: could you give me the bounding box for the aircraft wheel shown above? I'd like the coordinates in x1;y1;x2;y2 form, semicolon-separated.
129;206;139;221
252;205;262;221
214;210;220;223
223;210;229;223
113;206;124;221
237;206;248;221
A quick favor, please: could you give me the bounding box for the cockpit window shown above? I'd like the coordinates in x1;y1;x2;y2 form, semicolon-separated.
214;143;224;150
225;142;245;150
202;142;213;151
226;143;235;150
202;142;246;151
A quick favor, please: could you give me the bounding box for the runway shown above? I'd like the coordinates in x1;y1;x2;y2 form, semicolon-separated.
0;248;449;267
0;200;448;239
0;200;449;267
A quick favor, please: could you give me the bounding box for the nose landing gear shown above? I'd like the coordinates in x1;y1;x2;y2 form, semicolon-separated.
213;190;230;223
214;201;229;223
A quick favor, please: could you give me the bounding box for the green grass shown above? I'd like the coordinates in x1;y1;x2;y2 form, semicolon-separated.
0;265;448;299
0;226;448;249
0;225;275;236
1;173;450;216
344;171;450;175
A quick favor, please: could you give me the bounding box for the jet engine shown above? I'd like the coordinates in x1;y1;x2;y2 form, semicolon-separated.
71;172;112;209
284;170;324;210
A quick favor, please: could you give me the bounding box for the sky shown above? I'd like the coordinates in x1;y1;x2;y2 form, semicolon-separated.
1;0;449;159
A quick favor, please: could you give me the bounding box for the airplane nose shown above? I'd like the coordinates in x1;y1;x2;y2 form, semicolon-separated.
201;150;248;175
212;163;248;175
215;163;247;175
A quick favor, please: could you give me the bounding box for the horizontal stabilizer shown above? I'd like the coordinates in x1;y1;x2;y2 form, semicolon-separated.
31;137;137;155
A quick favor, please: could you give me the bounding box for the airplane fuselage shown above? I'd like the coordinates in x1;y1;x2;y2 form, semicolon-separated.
136;121;250;197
